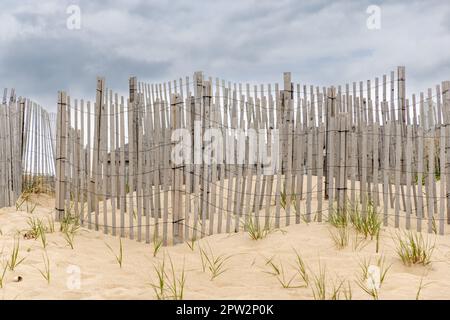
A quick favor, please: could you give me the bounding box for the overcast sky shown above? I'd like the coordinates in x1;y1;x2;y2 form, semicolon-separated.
1;0;449;111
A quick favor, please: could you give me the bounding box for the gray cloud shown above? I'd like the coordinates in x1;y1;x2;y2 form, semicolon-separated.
0;0;449;110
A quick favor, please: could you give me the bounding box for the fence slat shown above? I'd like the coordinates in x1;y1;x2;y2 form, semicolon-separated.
405;126;412;229
55;92;67;221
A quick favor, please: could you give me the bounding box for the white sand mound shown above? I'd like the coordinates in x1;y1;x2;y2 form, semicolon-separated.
0;194;449;300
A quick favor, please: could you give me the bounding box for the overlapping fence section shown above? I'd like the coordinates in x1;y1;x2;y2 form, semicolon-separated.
55;67;450;247
0;89;24;207
0;89;56;209
22;102;56;193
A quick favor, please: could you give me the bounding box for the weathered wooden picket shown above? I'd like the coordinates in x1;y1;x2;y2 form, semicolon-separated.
0;89;23;208
0;89;56;209
22;101;57;193
55;67;450;246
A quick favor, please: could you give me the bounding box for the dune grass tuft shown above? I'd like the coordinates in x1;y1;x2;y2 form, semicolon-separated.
352;233;370;252
349;201;382;240
59;214;80;249
153;235;163;257
0;262;7;288
39;223;48;248
26;217;43;239
62;228;77;249
328;209;349;229
244;216;273;240
342;280;353;300
280;188;296;210
25;217;49;248
106;238;124;268
59;213;80;233
186;236;197;251
47;216;55;233
394;231;435;266
38;251;51;284
330;277;347;300
310;261;327;300
264;256;301;289
294;249;309;287
151;254;186;300
199;244;231;281
329;226;349;249
415;277;430;300
328;200;382;243
355;255;391;300
376;255;392;285
15;184;38;213
8;237;25;271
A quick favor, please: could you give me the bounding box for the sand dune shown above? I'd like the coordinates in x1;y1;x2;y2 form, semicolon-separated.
0;194;449;300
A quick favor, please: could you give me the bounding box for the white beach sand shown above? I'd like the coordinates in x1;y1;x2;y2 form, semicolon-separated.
0;193;449;300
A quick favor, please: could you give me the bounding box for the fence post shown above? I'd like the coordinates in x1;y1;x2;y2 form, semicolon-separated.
201;78;211;236
282;72;293;225
171;93;183;243
55;91;67;221
19;98;26;177
397;66;406;126
5;91;12;206
91;77;105;230
337;112;348;213
129;76;138;188
442;81;450;225
327;87;337;212
397;67;407;214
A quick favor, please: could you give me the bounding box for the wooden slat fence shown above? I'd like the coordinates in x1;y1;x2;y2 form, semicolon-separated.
0;89;56;209
55;67;450;246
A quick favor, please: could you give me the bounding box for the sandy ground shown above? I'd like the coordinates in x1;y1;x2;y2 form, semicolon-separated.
0;193;449;300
